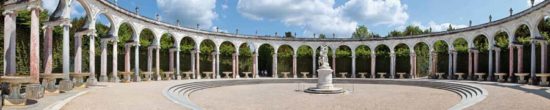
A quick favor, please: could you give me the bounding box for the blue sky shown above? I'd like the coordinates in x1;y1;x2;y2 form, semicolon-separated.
43;0;542;38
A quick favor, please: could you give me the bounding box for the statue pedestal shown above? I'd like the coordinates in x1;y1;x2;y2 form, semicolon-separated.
305;68;345;94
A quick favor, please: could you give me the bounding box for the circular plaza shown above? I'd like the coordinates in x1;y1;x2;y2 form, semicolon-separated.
3;0;550;110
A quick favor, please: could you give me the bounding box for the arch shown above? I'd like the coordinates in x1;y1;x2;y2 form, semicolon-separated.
336;45;352;78
375;44;391;78
117;22;136;43
198;39;216;78
355;45;372;77
138;28;155;47
394;43;411;77
515;24;532;44
414;42;430;77
258;44;275;77
219;41;236;78
296;45;314;77
433;40;450;78
494;31;510;74
276;45;294;77
95;13;114;38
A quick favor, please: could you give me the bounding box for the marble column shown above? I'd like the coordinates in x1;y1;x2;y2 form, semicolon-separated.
125;45;131;72
212;52;218;79
133;44;141;82
236;52;240;78
196;51;201;79
43;26;53;75
62;21;71;79
292;54;297;78
30;8;40;83
74;35;82;74
100;40;108;82
508;46;515;82
332;51;336;75
473;50;479;74
111;41;119;82
168;49;174;72
530;41;536;83
518;45;524;73
175;49;181;80
3;10;16;75
351;54;356;78
216;51;220;79
468;49;473;80
390;52;396;79
88;35;97;84
147;46;153;72
542;42;547;73
371;53;376;78
448;50;453;79
191;51;197;79
273;53;278;78
488;47;494;81
312;50;317;78
253;53;259;78
155;47;161;80
410;52;416;79
428;51;434;78
495;48;501;73
452;51;458;78
232;53;236;78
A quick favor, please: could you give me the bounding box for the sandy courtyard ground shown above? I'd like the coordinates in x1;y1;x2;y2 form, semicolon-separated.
190;83;460;110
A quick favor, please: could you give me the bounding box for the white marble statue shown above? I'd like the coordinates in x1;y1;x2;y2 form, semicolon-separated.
318;45;330;69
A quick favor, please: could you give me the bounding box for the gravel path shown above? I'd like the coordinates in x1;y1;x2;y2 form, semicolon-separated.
61;81;188;110
190;83;460;110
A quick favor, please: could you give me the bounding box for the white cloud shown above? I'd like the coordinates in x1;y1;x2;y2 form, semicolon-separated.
399;21;467;32
528;0;544;6
157;0;217;28
237;0;408;37
339;0;408;26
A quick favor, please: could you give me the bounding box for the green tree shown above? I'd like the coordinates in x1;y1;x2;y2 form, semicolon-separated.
403;25;424;36
352;25;370;39
387;30;403;37
318;34;327;39
284;32;294;38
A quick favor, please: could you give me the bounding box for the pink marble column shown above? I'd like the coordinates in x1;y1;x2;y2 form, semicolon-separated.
541;42;547;73
273;53;278;78
147;46;153;72
495;48;501;73
508;46;515;81
292;54;297;78
169;49;174;72
473;50;479;74
155;47;161;80
432;52;438;76
30;8;40;83
196;51;201;79
468;49;473;80
125;45;131;72
232;53;236;78
371;53;376;78
332;51;336;75
3;11;16;75
517;45;524;73
410;53;416;79
43;26;53;75
212;52;216;79
236;52;240;78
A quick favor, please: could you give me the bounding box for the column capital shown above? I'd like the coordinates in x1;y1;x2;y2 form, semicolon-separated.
2;10;16;15
494;47;501;52
26;5;43;11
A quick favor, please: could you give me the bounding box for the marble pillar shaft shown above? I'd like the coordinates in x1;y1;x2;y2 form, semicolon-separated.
236;53;240;78
488;48;494;80
351;54;356;78
371;54;376;78
112;41;119;81
147;47;153;72
175;49;180;79
196;51;201;79
530;42;536;80
495;48;501;73
125;45;131;72
273;53;278;78
3;11;16;75
74;35;82;73
390;53;396;79
448;51;453;79
253;53;258;78
332;52;336;75
43;26;53;74
134;45;140;81
411;53;417;79
155;47;160;80
509;46;514;78
88;35;97;82
169;50;174;72
232;53;236;78
211;52;217;79
312;50;317;78
542;42;547;73
452;51;458;76
30;9;40;83
100;41;107;81
473;50;479;73
468;50;473;79
62;24;70;79
216;52;220;79
518;46;524;73
292;55;297;78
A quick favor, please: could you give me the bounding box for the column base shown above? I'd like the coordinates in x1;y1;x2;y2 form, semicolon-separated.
42;79;58;94
133;74;141;82
86;77;98;86
58;79;73;92
176;75;182;80
24;84;44;100
110;76;120;83
72;77;86;89
99;75;109;82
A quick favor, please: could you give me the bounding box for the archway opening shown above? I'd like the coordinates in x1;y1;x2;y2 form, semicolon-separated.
199;39;216;78
297;45;313;78
453;38;469;77
258;44;274;77
414;42;430;77
277;45;294;78
219;41;235;77
375;45;391;78
395;43;411;77
355;45;372;78
336;45;352;78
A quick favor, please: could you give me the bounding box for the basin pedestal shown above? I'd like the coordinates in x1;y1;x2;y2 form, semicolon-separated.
305;69;345;94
